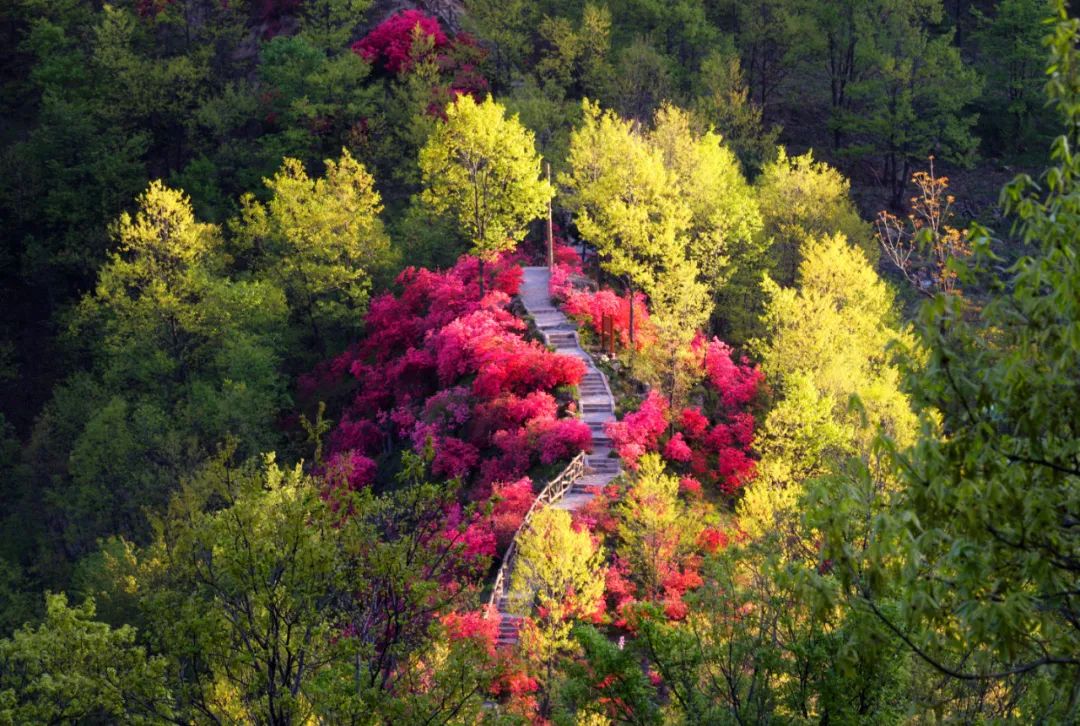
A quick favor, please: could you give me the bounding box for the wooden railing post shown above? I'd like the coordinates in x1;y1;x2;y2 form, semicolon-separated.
485;450;586;617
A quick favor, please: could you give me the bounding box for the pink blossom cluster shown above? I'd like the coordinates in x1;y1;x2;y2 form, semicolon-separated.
351;11;489;111
548;245;656;351
605;337;762;495
302;254;592;555
352;10;449;74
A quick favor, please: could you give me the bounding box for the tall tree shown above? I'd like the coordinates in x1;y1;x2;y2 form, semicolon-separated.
419;94;554;295
113;451;494;724
648;103;766;337
234;150;394;357
815;9;1080;715
562;100;690;348
755;148;875;288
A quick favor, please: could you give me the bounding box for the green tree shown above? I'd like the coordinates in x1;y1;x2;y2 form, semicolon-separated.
562;100;690;348
814;9;1080;716
742;234;915;550
419;94;554;295
611;39;675;121
534;3;614;100
234;150;393;356
971;0;1054;154
463;0;538;90
256;35;379;177
0;593;171;723
512;507;605;694
755;148;875;288
714;0;814;117
836;4;982;208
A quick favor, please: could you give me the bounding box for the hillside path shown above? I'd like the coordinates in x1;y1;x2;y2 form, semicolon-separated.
494;266;622;646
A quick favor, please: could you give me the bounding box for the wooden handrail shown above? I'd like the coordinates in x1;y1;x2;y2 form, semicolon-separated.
484;451;586;618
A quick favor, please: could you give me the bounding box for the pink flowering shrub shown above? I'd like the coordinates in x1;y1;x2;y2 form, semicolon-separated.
303;252;591;524
606;338;762;494
560;288;655;351
352;11;489;114
352;10;449;74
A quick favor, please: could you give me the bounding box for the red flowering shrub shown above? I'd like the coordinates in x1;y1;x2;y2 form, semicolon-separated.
605;390;669;468
697;527;730;553
491;477;533;550
561;288;655;351
353;10;449;74
304;253;591;560
605;339;762;494
662;432;693;462
441;609;498;657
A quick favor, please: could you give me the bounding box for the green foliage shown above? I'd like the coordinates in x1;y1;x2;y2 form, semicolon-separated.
972;0;1055;155
257;35;378;174
611;39;675;121
615;454;702;597
29;182;288;559
693;42;781;173
648;103;766;340
0;593;171;723
626;540;913;724
554;625;662;725
234;150;394;355
812;8;1080;716
419;94;554;292
755;148;876;287
535;3;614;100
743;234;914;549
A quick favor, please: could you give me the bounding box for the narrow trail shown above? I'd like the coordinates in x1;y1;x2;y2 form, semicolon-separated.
494;266;622;647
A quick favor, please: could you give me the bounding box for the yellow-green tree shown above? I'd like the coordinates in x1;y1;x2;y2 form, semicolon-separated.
647;258;711;409
562;100;689;347
419;94;554;296
511;507;605;688
0;593;172;723
234;150;392;355
755;148;875;288
647;103;766;337
741;234;915;547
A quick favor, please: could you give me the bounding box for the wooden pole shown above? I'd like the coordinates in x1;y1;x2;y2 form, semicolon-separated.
546;162;554;270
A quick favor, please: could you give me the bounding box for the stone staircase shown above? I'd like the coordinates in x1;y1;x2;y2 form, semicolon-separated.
490;267;623;646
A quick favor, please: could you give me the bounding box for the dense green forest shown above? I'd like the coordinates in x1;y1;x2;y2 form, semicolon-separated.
1;0;1078;722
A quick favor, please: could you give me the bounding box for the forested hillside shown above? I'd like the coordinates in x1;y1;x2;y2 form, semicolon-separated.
0;0;1078;722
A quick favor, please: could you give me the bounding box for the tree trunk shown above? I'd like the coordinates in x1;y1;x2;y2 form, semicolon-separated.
627;278;635;371
478;257;486;298
546;162;554;269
